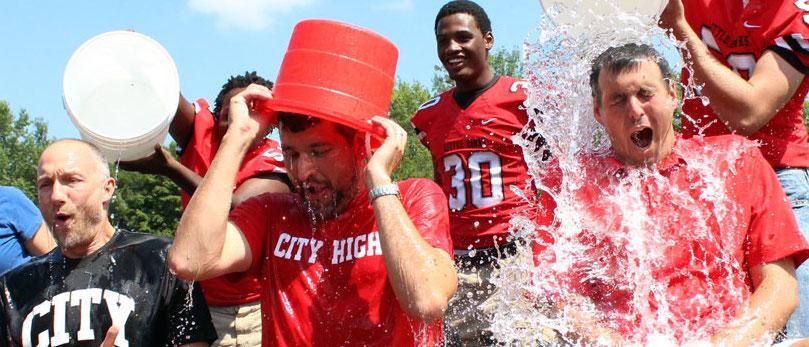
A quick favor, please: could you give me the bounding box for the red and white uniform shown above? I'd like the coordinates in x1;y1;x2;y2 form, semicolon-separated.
411;76;554;249
569;135;809;342
179;98;286;306
228;179;452;346
681;0;809;168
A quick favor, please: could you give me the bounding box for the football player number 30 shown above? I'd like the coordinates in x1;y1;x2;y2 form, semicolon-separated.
443;152;504;211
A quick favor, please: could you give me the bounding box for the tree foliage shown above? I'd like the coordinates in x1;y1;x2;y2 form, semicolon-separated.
0;101;49;200
389;79;435;180
108;143;182;237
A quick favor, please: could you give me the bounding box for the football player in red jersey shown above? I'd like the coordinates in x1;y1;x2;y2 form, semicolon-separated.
411;1;555;345
660;0;809;337
120;72;290;346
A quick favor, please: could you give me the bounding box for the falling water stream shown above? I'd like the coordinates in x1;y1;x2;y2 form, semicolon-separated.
481;2;775;346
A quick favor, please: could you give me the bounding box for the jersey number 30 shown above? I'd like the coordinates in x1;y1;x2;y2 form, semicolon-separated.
443;151;504;211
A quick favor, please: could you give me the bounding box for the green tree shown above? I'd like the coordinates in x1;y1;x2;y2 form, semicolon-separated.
0;101;49;200
431;47;523;94
109;142;182;237
389;79;435;180
109;166;181;237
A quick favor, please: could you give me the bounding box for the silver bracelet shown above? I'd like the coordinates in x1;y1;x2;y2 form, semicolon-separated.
369;183;401;201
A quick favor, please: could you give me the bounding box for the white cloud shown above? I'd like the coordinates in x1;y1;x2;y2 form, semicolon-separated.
374;0;414;11
188;0;314;31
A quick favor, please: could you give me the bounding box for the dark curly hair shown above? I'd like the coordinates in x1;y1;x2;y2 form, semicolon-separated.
213;71;274;117
434;0;492;36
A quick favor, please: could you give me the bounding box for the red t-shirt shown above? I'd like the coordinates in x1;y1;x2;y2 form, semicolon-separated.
229;179;452;346
681;0;809;168
411;76;555;249
178;98;286;306
562;135;809;343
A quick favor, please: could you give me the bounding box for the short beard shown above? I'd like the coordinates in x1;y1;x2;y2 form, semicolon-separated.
53;205;106;251
299;169;362;221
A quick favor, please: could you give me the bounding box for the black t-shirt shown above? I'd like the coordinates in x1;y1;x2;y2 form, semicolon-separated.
0;230;217;346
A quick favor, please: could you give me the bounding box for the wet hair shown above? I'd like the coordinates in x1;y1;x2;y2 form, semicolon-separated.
434;0;492;36
277;113;358;143
45;139;110;178
589;43;673;105
213;71;274;117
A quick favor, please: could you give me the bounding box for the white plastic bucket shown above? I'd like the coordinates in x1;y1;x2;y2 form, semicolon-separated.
63;30;179;162
539;0;667;38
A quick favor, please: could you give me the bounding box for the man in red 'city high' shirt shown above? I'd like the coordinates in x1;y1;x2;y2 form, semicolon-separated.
120;72;290;346
660;0;809;336
167;19;457;345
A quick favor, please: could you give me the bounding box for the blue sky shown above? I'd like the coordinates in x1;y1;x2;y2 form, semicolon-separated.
0;0;544;140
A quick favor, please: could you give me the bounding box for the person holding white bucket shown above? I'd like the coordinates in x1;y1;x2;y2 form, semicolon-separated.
167;19;457;346
120;71;291;346
660;0;809;337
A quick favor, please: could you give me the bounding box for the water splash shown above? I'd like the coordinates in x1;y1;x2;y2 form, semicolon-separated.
483;2;772;345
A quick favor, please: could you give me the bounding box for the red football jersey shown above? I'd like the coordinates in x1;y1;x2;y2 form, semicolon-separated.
178;98;286;306
229;179;452;346
411;76;554;249
681;0;809;168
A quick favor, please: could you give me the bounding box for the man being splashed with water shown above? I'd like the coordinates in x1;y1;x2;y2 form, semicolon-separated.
0;139;217;346
553;43;809;345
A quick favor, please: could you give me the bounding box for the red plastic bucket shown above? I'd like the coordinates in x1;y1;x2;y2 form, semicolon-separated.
260;19;398;139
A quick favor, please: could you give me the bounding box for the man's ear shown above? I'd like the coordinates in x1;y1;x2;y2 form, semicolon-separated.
593;97;604;125
484;31;494;50
667;78;678;101
102;177;117;205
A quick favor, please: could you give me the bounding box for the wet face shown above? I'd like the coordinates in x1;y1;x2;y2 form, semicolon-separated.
594;59;678;166
36;141;115;253
436;13;493;90
280;120;363;218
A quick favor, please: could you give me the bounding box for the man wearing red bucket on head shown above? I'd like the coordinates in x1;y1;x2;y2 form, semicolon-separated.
659;0;809;337
168;19;457;346
410;1;555;345
551;43;809;345
120;71;291;346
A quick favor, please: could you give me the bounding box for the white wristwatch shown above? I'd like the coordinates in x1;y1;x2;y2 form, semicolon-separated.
369;183;401;201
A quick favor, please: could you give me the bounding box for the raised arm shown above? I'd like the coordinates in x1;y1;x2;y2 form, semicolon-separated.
170;94;197;147
168;84;274;281
120;145;289;208
118;144;202;195
365;116;457;322
660;0;805;135
710;258;798;345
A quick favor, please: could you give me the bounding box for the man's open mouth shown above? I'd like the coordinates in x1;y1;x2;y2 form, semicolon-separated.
630;128;653;149
55;212;72;225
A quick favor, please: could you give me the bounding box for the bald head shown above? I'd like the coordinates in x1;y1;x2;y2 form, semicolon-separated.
40;139;110;178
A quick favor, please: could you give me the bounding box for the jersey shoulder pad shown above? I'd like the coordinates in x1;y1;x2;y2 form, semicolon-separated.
417;96;442;111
